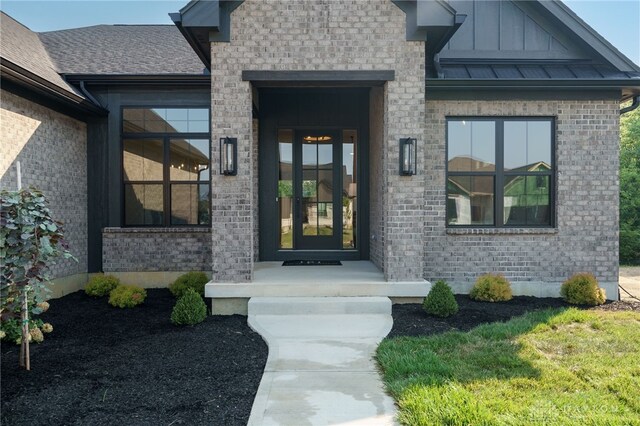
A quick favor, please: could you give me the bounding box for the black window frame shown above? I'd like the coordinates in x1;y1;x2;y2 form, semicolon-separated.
120;106;211;228
445;116;556;228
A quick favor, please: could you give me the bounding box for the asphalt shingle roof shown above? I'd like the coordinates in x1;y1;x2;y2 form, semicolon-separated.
39;24;206;75
0;12;80;96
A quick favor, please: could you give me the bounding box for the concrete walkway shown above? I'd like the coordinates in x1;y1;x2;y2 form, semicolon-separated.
620;266;640;301
247;297;397;426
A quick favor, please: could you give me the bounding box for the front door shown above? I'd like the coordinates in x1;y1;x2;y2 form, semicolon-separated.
294;130;341;250
259;89;369;261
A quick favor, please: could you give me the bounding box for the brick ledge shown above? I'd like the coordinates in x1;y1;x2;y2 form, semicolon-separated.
446;228;558;235
103;227;211;234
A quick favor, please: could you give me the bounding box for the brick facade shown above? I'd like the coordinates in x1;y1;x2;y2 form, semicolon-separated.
424;99;620;290
210;0;426;282
102;228;212;272
0;89;88;279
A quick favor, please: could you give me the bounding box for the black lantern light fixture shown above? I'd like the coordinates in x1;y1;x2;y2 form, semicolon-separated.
220;137;237;176
399;137;417;176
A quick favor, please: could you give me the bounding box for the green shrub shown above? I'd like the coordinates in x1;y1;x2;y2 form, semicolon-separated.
470;274;513;302
423;280;459;318
169;272;208;298
561;273;606;306
171;289;207;326
85;274;120;297
1;318;45;345
108;285;146;308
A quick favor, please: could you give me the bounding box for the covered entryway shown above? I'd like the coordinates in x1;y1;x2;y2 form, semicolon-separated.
258;88;370;261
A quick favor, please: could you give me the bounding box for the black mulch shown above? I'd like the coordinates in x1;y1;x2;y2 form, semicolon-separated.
390;295;575;338
1;289;268;426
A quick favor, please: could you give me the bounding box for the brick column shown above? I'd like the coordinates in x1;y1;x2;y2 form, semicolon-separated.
382;54;426;282
209;63;254;282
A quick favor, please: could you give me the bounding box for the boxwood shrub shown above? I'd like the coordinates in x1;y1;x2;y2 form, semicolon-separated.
85;274;120;297
169;272;208;298
423;280;458;318
171;289;207;326
470;273;513;302
561;273;606;306
108;285;147;308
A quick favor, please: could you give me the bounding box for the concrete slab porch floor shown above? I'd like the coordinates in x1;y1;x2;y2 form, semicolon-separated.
206;261;431;314
247;297;398;426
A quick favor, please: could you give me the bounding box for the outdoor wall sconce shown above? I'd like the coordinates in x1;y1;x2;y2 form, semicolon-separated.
399;138;417;176
220;137;237;176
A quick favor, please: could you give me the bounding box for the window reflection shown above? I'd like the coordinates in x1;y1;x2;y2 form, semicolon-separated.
342;130;357;249
278;130;293;248
171;184;210;225
448;121;495;172
504;175;550;226
446;118;553;228
447;176;494;225
302;134;333;237
123;139;164;181
122;108;210;226
170;139;210;181
124;184;163;225
123;108;209;134
504;121;551;171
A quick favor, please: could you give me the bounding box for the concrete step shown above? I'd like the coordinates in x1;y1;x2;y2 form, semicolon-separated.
206;281;430;298
248;313;393;339
248;296;391;315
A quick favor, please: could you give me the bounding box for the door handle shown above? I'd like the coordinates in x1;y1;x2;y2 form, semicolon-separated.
296;197;301;218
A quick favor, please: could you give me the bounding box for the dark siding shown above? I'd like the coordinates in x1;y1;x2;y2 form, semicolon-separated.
474;0;499;50
86;86;210;272
443;0;589;60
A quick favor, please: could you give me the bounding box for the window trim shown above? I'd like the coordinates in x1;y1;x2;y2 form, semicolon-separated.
120;106;211;228
445;116;556;229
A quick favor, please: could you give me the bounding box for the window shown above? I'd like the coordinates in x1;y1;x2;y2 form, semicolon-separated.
122;108;210;226
446;118;554;227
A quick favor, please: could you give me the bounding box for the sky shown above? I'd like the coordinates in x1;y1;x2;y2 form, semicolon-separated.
1;0;639;65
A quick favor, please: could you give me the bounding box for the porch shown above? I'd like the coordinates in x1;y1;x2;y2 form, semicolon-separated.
205;261;430;315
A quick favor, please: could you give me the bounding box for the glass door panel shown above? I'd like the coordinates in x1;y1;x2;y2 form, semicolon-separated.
295;131;341;250
342;130;357;249
278;130;293;249
277;128;359;252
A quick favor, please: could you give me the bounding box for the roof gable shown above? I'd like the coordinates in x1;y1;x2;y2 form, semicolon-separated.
442;0;589;60
0;12;80;96
439;0;639;73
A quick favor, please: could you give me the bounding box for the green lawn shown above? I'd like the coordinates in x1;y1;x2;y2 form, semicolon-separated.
376;308;640;425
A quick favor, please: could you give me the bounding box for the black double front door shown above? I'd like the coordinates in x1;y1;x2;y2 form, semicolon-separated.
258;89;369;261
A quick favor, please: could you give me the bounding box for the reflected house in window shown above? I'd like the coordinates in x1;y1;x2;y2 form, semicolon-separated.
122;107;210;226
447;156;495;226
503;162;551;226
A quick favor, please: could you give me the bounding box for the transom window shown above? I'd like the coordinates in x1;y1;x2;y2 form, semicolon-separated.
446;118;554;227
122;107;210;226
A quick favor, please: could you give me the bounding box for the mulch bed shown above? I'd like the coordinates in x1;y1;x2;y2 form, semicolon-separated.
1;289;267;426
389;295;638;338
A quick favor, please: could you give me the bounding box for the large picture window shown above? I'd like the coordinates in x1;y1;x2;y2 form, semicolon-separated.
122;108;210;226
446;118;554;227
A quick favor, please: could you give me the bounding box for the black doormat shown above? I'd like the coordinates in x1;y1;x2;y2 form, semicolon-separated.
282;260;342;266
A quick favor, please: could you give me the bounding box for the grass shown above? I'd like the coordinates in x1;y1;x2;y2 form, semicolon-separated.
376;308;640;425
